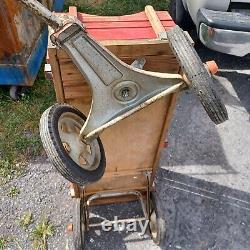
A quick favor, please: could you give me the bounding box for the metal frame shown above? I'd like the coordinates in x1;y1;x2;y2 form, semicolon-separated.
83;171;152;231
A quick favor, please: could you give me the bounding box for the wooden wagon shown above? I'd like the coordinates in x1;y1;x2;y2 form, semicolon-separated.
45;5;180;247
42;4;226;248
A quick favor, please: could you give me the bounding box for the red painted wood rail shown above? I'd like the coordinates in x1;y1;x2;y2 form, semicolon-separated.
60;5;175;41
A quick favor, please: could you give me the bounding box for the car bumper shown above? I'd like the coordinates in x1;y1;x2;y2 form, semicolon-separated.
197;8;250;57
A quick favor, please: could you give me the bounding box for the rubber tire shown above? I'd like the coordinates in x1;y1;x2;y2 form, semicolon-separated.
9;86;27;101
149;192;167;248
40;104;106;186
167;26;228;124
73;198;85;250
169;0;194;31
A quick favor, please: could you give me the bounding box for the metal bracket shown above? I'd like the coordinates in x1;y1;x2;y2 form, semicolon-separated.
85;190;148;230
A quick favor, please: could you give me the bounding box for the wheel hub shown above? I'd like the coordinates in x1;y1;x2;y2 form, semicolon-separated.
58;112;101;171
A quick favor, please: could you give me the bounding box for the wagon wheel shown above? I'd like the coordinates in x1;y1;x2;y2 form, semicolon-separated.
9;86;27;101
167;25;228;125
73;198;86;250
149;192;167;248
40;104;106;186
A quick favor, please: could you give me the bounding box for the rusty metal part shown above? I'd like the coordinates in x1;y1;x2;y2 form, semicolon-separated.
66;223;74;233
17;0;84;30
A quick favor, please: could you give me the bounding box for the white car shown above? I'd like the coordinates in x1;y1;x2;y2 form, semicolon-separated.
169;0;250;56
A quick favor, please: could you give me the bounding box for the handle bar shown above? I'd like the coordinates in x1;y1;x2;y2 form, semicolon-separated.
17;0;63;29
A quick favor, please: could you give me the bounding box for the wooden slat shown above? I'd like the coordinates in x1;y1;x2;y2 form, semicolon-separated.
59;55;179;85
77;11;173;23
57;39;173;59
68;6;77;17
145;5;166;37
84;20;175;30
84;27;157;40
150;93;179;186
48;48;65;102
64;85;91;100
85;173;148;194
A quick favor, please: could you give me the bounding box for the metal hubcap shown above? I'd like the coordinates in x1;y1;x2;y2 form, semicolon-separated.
58;112;101;171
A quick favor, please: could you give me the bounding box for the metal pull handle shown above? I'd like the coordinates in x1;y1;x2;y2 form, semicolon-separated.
17;0;63;29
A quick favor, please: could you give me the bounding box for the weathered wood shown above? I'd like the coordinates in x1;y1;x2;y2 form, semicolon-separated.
47;48;65;102
150;92;179;186
145;5;167;37
56;39;174;59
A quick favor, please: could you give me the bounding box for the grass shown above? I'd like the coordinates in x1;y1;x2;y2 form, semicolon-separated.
65;0;169;15
8;186;20;197
31;218;54;250
0;70;55;184
0;238;6;250
0;0;167;184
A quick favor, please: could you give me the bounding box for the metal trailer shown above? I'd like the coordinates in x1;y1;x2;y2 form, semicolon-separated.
17;0;228;248
0;0;65;100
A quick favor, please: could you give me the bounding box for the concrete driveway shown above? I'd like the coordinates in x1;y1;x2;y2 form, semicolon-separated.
0;44;249;250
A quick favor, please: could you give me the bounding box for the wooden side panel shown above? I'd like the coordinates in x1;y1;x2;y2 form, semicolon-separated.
48;48;65;102
57;40;174;59
85;173;148;195
55;40;179;101
76;10;175;40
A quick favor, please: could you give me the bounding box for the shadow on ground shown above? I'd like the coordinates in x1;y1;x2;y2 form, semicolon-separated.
83;167;250;250
154;168;250;250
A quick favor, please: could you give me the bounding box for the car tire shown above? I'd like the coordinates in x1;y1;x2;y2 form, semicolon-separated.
169;0;194;31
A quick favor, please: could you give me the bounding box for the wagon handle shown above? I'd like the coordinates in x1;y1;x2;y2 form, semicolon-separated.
17;0;63;29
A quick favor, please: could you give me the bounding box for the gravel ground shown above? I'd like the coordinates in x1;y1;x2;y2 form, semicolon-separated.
0;159;158;250
0;44;250;250
0;158;73;250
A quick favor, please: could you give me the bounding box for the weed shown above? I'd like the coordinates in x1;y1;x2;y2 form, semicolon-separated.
0;68;56;184
31;218;54;250
0;237;7;250
18;211;33;229
8;186;20;197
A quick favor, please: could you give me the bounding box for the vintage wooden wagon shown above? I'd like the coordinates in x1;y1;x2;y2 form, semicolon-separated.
15;0;227;248
41;5;227;248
